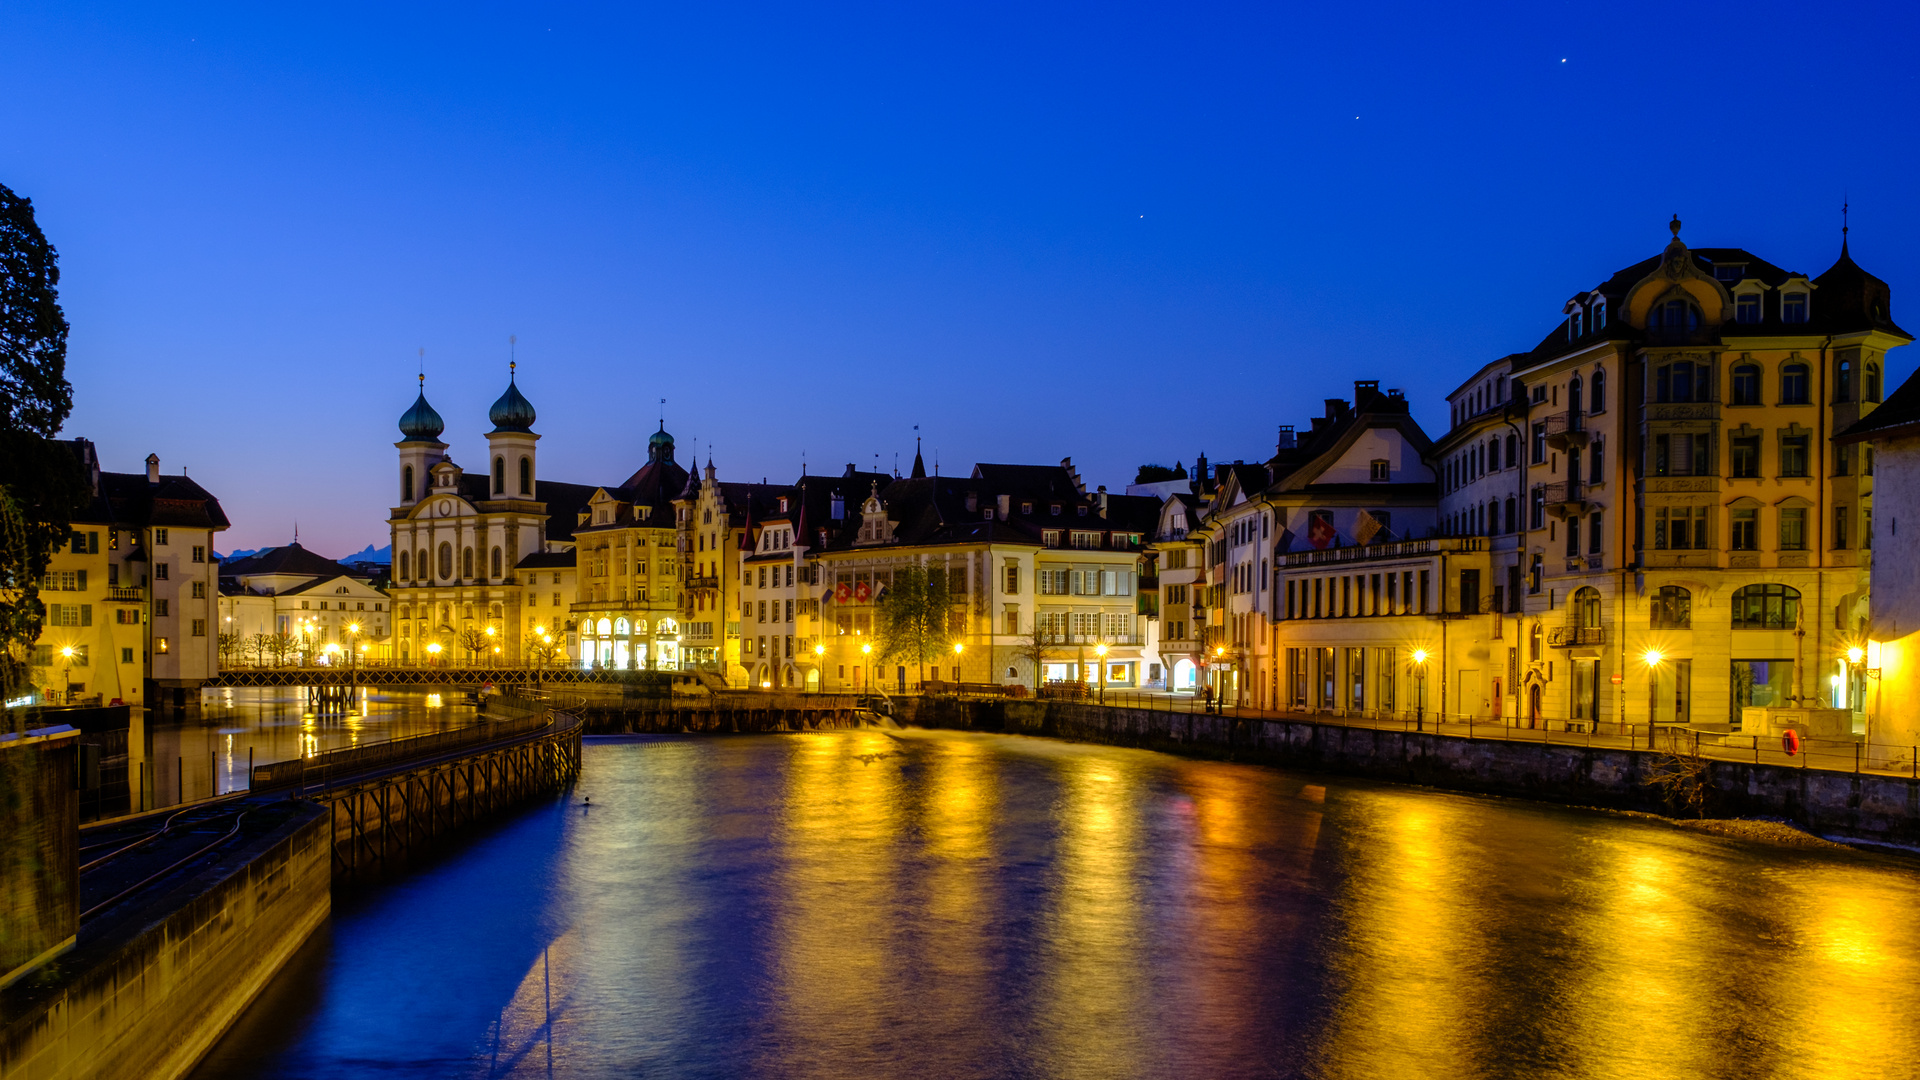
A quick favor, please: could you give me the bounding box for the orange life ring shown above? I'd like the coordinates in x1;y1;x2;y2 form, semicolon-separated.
1782;729;1801;756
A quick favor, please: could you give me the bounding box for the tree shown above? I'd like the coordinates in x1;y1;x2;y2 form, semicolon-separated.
267;631;297;667
876;564;951;685
218;632;242;667
0;182;82;727
456;623;489;664
1012;627;1061;692
1134;463;1182;485
527;631;563;668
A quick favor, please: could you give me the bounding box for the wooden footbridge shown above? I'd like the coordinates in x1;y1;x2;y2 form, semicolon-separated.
207;665;679;690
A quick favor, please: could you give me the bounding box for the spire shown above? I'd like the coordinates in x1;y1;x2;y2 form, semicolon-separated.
487;352;537;434
399;371;446;441
911;435;927;478
1843;200;1851;258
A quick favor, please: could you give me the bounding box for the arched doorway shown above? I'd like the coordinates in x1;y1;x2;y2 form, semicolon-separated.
1528;684;1542;729
1173;658;1197;691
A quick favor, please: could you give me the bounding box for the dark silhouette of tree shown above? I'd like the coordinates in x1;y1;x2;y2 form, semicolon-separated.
876;564;951;684
0;182;82;725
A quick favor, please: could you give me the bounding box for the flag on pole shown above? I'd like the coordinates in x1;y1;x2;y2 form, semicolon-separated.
1355;509;1383;545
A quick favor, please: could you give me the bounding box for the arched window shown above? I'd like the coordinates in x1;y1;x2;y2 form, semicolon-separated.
1504;497;1516;533
614;617;630;635
597;618;612;636
1837;359;1854;403
1568;375;1583;415
399;551;410;581
634;620;649;636
518;456;532;495
1657;298;1702;332
1781;363;1810;405
1593;299;1607;330
1590;369;1605;413
1650;584;1691;639
461;546;474;579
1486;499;1499;537
437;542;453;580
1731;364;1761;406
1868;363;1883;403
402;465;414;503
1731;584;1800;629
493;456;505;495
1573;586;1602;629
1506;433;1517;465
1487;437;1500;470
490;546;503;578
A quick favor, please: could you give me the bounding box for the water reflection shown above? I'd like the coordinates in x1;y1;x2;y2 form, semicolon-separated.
195;731;1920;1080
138;687;478;809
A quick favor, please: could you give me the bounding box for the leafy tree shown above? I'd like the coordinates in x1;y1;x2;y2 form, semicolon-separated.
526;630;563;668
218;632;243;666
267;631;297;667
876;563;951;684
1134;463;1180;485
0;182;82;726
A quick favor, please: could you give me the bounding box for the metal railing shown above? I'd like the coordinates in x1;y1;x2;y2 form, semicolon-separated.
1279;537;1484;568
250;710;555;793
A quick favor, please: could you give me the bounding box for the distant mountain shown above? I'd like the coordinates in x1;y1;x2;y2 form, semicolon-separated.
344;544;392;565
216;548;259;561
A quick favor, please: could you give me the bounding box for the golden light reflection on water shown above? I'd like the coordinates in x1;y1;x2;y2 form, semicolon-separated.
763;732;910;1077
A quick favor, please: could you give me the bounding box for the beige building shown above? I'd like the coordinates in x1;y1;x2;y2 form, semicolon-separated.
217;543;391;664
1451;220;1906;733
26;440;228;713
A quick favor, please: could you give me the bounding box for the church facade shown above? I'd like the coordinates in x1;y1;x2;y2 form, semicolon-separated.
386;366;691;668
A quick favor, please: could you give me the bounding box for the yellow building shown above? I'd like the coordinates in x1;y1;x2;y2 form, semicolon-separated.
1437;218;1906;733
25;439;229;711
571;429;687;670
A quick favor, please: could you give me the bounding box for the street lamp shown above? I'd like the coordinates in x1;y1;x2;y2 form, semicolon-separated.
1642;649;1663;749
861;640;872;692
345;622;361;673
953;641;964;690
426;641;442;666
814;642;825;693
58;645;74;704
1095;641;1109;704
1411;649;1430;731
485;624;496;668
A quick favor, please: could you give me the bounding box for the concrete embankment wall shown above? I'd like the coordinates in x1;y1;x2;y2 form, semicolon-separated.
901;697;1920;846
569;692;875;736
0;803;330;1080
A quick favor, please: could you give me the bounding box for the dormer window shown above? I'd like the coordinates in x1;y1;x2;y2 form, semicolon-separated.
778;497;788;513
1735;293;1760;324
1713;263;1747;282
1783;292;1809;324
1569;311;1582;339
1021;502;1032;514
1592;300;1606;331
1654;298;1702;332
1077;505;1088;517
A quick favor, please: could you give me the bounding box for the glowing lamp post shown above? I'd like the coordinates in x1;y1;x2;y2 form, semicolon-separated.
814;642;826;693
953;641;965;690
1411;649;1430;731
485;625;496;667
58;646;74;704
861;641;872;691
1095;641;1109;704
426;641;442;667
1642;649;1663;749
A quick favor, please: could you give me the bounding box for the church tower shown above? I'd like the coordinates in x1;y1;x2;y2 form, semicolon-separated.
486;362;539;501
395;374;447;508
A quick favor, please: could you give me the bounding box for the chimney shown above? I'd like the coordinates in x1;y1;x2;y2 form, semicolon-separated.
830;491;844;520
1354;380;1380;402
1324;398;1347;419
1096;485;1108;517
965;490;979;512
1276;425;1296;450
997;493;1011;518
145;453;160;484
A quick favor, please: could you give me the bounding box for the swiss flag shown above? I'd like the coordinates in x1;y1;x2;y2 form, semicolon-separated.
854;581;872;602
835;582;852;604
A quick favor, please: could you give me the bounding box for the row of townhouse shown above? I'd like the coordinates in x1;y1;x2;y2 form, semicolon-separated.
1162;217;1907;749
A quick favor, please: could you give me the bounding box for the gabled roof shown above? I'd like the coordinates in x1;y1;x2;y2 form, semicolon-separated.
516;550;578;570
276;573;382;597
220;541;358;580
1839;367;1920;445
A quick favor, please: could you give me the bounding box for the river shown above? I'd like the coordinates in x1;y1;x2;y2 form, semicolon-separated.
192;728;1920;1079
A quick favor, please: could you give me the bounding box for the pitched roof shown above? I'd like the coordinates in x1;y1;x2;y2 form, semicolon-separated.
1839;367;1920;445
220;542;359;580
515;550;578;570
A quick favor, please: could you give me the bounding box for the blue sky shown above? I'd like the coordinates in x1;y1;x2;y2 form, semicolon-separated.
5;1;1917;554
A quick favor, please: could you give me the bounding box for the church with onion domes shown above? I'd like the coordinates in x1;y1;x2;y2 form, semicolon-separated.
386;364;687;667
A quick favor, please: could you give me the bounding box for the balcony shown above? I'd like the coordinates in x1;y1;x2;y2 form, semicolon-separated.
106;587;143;603
1546;625;1607;648
1277;536;1485;569
1035;633;1146;647
685;575;720;591
1540;482;1588;518
1543;411;1590;449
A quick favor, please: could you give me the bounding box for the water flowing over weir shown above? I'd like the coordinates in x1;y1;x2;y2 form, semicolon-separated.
193;730;1920;1080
